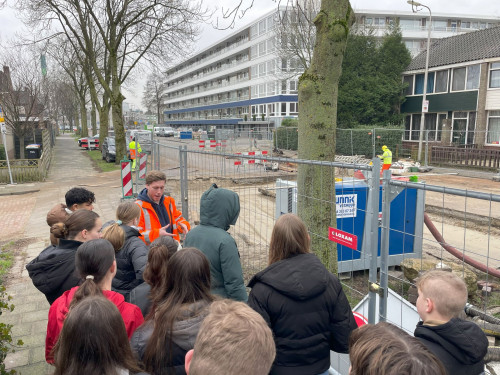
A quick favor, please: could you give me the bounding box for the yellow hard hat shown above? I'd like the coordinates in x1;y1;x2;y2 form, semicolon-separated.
382;145;388;150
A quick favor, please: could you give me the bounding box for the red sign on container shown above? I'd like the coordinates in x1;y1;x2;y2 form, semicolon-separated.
328;227;358;250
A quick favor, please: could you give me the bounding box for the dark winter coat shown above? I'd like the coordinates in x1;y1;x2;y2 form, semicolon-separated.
130;301;210;375
25;239;83;304
128;282;152;317
112;225;148;297
184;185;247;302
248;253;357;375
414;318;488;375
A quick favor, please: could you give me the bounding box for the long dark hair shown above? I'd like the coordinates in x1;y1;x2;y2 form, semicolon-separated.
69;239;115;308
143;247;214;375
143;236;179;316
53;296;142;375
51;209;100;241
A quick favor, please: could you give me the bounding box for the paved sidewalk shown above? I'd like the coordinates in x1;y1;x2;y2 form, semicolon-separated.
0;134;124;373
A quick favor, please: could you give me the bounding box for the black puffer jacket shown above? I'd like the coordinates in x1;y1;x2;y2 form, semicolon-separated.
128;282;152;317
112;225;148;297
248;253;357;375
414;318;488;375
26;239;82;304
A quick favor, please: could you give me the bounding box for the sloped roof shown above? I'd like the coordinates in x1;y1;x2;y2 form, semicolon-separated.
406;26;500;71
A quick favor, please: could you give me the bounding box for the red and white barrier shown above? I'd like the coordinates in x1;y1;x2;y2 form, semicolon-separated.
234;152;242;166
262;150;268;163
121;160;133;198
199;140;205;149
138;153;147;180
209;140;216;148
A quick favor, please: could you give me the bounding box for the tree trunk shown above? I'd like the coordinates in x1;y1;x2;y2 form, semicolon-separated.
109;47;127;163
297;0;354;273
19;135;25;159
98;94;110;139
73;109;80;135
91;102;97;135
80;96;88;137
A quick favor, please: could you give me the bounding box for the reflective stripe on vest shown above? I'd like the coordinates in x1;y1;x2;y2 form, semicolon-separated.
143;230;151;245
169;202;177;230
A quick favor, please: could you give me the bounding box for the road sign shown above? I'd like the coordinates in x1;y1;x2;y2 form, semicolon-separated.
422;99;429;113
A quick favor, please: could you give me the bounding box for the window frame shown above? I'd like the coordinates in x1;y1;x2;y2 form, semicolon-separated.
486;110;500;145
489;62;500;89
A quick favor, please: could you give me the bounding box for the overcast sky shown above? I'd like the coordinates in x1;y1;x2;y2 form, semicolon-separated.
1;0;500;110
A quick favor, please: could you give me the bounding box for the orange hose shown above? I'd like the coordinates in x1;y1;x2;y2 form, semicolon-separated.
424;212;500;279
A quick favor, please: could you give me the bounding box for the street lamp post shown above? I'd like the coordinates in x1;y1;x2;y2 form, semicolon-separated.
408;0;432;163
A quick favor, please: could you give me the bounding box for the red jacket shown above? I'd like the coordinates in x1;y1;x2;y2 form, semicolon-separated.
135;196;190;244
45;286;144;363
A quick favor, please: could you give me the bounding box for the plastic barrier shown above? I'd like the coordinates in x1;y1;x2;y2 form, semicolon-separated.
121;159;133;199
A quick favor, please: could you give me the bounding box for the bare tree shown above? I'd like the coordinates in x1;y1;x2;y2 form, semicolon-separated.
0;48;47;158
142;69;167;126
275;0;319;73
17;0;207;161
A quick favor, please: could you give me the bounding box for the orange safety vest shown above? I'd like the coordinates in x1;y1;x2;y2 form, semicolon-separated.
135;196;190;244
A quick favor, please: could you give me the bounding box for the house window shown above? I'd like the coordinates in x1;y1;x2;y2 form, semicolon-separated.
290;102;298;114
489;62;500;88
466;65;480;89
487;110;500;144
289;80;298;94
404;113;445;141
281;80;287;94
281;103;287;116
415;72;434;94
403;75;413;96
452;68;466;91
435;70;448;93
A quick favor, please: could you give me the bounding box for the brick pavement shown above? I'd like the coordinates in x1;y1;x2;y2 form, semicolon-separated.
0;134;125;373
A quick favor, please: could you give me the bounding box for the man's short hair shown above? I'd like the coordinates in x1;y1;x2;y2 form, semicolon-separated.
189;299;275;375
416;270;468;319
145;170;167;185
65;187;95;207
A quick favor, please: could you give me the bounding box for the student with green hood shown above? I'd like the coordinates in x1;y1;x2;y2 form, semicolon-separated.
184;184;247;302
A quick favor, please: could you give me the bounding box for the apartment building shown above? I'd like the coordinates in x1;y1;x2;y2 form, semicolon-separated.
163;7;299;131
162;7;500;131
355;9;500;56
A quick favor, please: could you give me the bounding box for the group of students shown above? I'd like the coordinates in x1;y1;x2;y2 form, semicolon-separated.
25;173;488;375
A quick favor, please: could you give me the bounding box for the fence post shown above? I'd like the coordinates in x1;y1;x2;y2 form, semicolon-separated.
368;157;381;324
179;145;189;221
379;169;392;322
155;141;160;170
372;129;376;159
425;130;429;167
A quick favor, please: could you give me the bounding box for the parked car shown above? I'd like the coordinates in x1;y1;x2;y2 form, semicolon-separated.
161;127;175;137
101;137;116;163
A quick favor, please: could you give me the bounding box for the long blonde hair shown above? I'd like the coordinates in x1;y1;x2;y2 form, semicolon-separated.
268;214;311;265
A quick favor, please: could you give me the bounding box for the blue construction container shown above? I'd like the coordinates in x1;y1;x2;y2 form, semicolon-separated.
275;178;424;272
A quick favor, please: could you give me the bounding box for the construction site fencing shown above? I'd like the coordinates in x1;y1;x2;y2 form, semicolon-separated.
149;140;500;374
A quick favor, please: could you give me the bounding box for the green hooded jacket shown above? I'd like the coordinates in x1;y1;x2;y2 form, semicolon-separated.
184;185;247;302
